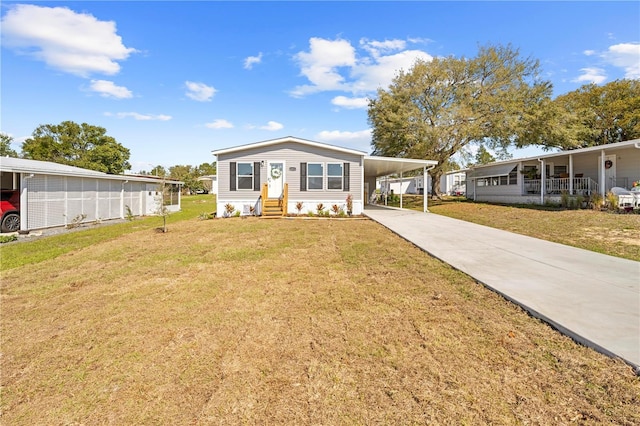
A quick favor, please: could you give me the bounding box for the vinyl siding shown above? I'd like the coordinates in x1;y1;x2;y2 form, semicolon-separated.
217;142;363;203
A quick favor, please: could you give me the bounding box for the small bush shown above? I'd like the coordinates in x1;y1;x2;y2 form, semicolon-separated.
331;204;341;215
605;191;618;211
66;213;87;229
316;203;325;215
295;202;304;214
125;205;134;221
589;193;604;210
224;203;235;217
0;235;18;244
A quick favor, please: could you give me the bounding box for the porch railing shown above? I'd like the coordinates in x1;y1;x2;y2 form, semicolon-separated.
523;177;599;196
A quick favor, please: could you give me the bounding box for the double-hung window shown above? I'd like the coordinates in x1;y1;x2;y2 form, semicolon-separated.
237;162;254;190
307;163;323;190
327;163;343;190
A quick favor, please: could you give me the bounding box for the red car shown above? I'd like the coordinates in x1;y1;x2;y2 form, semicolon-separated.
1;190;20;233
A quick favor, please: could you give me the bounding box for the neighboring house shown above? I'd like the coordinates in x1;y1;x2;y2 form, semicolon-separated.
465;139;640;204
197;174;218;194
379;175;428;195
0;157;182;232
379;169;466;197
440;169;467;196
212;136;437;216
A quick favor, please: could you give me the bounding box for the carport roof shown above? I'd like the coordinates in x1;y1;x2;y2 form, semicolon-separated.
0;157;180;184
364;156;438;178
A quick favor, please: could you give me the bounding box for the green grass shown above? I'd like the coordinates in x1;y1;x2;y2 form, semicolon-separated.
0;195;217;271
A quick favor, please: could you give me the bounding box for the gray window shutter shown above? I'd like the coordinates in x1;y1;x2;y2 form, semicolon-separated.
253;162;261;191
230;162;236;191
300;162;307;191
343;162;350;191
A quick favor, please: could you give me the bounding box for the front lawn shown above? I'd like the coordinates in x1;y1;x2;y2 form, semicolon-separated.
1;211;638;424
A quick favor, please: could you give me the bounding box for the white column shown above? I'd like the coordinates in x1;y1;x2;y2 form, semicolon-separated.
400;171;403;209
539;159;545;205
423;167;429;212
600;150;606;197
569;155;574;194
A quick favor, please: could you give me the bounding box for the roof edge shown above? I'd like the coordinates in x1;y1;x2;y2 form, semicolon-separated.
212;136;367;157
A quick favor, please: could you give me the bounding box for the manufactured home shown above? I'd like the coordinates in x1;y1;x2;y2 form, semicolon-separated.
212;136;437;216
466;139;640;205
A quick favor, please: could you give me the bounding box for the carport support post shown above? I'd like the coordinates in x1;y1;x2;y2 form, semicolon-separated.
399;171;403;209
423;166;428;212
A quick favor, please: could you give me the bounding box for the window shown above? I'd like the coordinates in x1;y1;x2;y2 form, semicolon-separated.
327;163;343;190
508;166;517;185
237;162;253;190
307;163;323;190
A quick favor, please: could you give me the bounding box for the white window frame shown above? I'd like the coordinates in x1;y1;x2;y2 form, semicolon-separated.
237;162;254;191
326;163;343;191
307;163;324;190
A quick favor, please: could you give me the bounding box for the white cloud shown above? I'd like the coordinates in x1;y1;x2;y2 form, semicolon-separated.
107;112;172;121
292;37;357;96
360;38;407;57
260;121;284;131
572;67;607;84
1;4;135;77
205;119;234;129
244;52;263;70
331;96;369;109
291;37;431;97
602;42;640;79
89;80;132;99
583;50;596;56
185;81;216;102
316;129;372;142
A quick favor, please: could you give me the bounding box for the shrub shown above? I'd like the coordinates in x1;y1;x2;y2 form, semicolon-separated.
345;194;353;215
295;202;304;214
331;204;341;215
589;193;604;210
0;235;18;244
224;203;235;217
125;205;134;221
605;191;618;211
316;203;325;215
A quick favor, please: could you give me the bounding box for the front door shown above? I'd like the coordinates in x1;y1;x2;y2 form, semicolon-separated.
267;161;284;198
601;154;617;191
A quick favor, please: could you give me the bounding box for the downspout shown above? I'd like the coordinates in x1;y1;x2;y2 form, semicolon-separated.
21;173;35;232
538;158;545;205
423;164;436;212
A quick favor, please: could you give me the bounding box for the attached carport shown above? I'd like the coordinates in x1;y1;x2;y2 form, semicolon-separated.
363;156;438;212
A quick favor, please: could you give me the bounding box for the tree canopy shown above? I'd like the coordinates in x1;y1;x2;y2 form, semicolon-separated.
546;79;640;149
0;133;18;158
368;44;552;196
21;121;131;174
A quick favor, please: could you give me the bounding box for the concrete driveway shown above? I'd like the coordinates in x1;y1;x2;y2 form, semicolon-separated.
364;205;640;372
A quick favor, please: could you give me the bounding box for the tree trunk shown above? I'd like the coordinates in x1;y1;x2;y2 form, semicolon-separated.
430;170;442;198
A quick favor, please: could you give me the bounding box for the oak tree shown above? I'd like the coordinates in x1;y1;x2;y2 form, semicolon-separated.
368;44;552;196
21;121;131;174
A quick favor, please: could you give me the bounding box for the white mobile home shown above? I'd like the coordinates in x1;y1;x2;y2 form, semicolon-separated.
466;139;640;204
0;157;182;232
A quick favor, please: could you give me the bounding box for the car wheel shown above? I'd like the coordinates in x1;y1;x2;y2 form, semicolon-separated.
1;213;20;233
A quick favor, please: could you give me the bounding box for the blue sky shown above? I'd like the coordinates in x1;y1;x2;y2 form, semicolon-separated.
2;1;639;172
